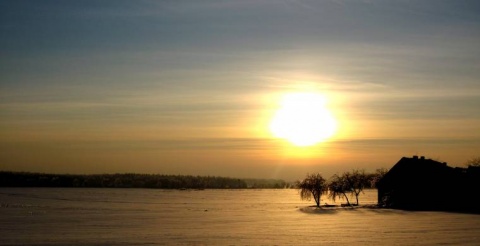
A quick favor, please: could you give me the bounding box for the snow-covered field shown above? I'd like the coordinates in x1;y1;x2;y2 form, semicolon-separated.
1;188;479;245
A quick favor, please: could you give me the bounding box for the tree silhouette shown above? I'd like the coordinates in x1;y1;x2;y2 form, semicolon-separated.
343;169;370;205
327;174;351;206
296;173;327;207
370;168;389;188
466;157;480;167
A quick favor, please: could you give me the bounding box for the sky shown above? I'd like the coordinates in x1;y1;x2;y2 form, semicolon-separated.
1;0;480;181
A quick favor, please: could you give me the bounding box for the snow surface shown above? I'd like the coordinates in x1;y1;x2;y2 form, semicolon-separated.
1;188;479;245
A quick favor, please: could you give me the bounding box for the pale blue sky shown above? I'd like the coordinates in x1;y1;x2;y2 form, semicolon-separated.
1;0;480;180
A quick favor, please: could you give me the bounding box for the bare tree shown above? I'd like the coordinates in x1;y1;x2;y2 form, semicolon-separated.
296;173;327;207
370;168;389;188
466;157;480;167
343;169;370;206
327;174;351;206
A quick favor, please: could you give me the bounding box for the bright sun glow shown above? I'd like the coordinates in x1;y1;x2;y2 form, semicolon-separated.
269;92;337;147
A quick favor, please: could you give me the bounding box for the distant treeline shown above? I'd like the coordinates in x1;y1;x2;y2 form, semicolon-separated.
243;178;293;189
0;171;290;189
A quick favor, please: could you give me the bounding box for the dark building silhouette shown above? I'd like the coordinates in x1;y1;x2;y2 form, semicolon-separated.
378;156;480;213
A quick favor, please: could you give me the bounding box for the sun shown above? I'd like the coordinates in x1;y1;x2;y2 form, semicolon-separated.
269;92;337;147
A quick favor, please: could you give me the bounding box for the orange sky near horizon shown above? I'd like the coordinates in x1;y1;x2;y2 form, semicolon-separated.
1;1;480;181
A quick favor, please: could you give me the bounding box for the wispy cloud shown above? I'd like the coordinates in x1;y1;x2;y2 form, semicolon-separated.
1;0;480;179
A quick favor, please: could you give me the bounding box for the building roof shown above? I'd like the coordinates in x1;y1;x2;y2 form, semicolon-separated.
377;155;479;213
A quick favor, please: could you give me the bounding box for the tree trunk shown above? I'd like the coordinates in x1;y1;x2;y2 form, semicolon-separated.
312;191;320;207
342;193;351;205
315;195;320;207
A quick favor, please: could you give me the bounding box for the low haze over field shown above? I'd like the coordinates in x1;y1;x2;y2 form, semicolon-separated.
1;0;479;180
